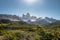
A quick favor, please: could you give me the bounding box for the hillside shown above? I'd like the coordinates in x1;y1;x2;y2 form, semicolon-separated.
0;19;60;40
44;21;60;28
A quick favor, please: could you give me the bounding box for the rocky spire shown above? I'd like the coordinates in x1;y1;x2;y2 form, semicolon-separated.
26;12;30;17
22;14;25;18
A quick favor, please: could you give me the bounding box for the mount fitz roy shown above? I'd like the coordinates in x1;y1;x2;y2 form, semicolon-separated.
0;13;59;24
21;13;59;24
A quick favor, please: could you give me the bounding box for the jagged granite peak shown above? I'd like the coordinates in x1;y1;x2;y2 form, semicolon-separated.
21;13;59;24
26;12;30;17
22;13;31;22
22;14;25;17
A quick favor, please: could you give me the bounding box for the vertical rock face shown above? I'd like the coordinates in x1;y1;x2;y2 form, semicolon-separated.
22;14;26;18
22;13;31;22
22;12;37;22
26;13;30;18
22;13;30;19
26;13;31;20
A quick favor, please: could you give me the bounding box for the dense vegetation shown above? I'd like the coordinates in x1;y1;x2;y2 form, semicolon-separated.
0;19;60;40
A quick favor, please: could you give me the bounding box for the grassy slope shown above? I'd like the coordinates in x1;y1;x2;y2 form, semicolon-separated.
0;21;60;40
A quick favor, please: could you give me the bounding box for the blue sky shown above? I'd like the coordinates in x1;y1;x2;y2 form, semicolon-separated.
0;0;60;20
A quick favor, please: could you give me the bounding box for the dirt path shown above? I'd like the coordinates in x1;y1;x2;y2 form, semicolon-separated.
0;36;4;40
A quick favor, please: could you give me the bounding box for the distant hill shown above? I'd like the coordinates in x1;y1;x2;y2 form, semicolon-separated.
44;21;60;28
0;14;20;21
0;13;59;24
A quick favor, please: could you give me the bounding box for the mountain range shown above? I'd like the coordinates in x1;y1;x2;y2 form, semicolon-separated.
0;14;20;21
0;13;59;24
